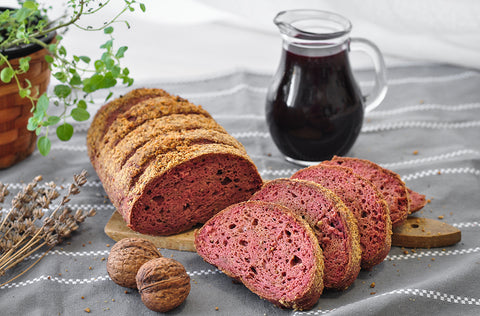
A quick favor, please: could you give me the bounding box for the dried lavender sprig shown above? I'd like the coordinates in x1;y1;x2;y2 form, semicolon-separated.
0;170;95;283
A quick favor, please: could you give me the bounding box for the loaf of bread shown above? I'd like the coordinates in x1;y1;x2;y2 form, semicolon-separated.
323;156;410;227
194;201;324;310
250;178;361;290
292;165;392;270
87;88;263;235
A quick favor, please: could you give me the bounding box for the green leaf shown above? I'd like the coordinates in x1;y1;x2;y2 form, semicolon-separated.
69;73;82;86
71;108;90;121
104;26;114;34
140;3;146;12
27;117;38;131
1;67;14;83
48;44;56;53
102;72;117;89
23;1;38;10
110;65;121;77
0;11;10;23
54;84;72;98
15;8;31;23
45;55;54;63
19;88;31;98
79;56;91;63
56;123;74;141
37;136;51;156
19;57;31;72
45;116;61;126
82;74;104;93
94;60;105;71
77;100;87;109
58;46;67;56
104;56;115;69
53;72;68;82
36;94;49;113
115;46;128;59
100;40;113;50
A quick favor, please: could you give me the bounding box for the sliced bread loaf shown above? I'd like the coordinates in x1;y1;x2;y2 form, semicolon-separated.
195;200;324;310
250;178;361;290
87;90;263;236
292;165;392;269
323;156;410;227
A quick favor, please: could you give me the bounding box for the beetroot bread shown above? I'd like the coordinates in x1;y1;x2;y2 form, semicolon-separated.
87;88;171;161
408;188;427;213
87;90;263;235
97;127;247;187
101;114;242;174
195;201;324;310
292;165;392;269
323;156;410;227
91;96;213;163
250;178;361;290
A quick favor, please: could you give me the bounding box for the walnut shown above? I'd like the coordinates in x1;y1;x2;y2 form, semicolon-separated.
136;257;191;312
107;237;162;289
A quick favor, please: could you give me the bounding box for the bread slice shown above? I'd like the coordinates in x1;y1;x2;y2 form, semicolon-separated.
292;165;392;269
323;156;410;227
250;178;361;290
408;188;427;213
195;200;324;310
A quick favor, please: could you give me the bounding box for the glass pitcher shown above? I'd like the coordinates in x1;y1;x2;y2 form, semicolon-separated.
266;10;387;166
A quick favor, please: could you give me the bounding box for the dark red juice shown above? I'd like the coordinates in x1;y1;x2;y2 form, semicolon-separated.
266;49;364;162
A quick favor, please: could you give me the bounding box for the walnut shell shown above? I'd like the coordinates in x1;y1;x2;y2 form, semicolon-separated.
136;257;191;313
107;237;162;289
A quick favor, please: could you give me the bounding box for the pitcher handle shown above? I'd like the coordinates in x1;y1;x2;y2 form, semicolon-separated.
350;38;388;113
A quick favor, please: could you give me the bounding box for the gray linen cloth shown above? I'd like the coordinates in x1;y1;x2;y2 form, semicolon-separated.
0;64;479;315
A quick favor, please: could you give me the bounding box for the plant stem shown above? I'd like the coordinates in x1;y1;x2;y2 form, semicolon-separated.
0;245;52;287
0;0;86;51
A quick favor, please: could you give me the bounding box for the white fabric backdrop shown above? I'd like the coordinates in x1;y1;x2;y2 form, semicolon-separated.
9;0;478;81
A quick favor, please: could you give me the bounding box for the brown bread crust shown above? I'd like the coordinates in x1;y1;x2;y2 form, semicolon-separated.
96;126;247;186
93;96;212;163
87;88;172;161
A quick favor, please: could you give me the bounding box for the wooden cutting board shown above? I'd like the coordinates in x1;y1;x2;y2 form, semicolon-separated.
105;212;461;251
392;216;461;248
104;211;197;252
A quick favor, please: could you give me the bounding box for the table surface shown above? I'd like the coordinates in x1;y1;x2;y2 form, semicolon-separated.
1;62;479;316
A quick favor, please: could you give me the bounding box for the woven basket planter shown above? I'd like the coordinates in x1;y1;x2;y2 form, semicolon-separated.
0;35;54;169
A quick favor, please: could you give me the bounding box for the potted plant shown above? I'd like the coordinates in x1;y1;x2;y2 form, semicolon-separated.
0;0;145;168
